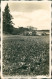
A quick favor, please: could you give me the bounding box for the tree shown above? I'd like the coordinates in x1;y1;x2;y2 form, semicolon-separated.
27;26;34;31
27;26;37;31
3;3;14;34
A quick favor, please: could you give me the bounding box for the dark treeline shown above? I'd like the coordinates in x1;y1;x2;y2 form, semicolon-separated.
12;27;36;36
12;27;29;35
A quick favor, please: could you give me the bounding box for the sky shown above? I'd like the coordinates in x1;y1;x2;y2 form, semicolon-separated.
1;1;51;30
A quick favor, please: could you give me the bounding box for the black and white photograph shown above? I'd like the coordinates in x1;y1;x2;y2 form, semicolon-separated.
1;1;51;78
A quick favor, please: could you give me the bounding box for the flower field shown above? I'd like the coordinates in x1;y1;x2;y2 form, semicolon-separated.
2;35;49;76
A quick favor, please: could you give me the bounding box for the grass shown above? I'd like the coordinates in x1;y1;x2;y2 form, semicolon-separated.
2;35;49;76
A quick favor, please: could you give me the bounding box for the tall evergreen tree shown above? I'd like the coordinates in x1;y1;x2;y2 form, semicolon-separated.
3;3;14;34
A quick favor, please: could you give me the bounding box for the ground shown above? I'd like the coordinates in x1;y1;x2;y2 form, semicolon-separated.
2;35;49;76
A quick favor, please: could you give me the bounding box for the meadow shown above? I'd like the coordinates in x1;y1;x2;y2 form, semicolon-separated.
2;35;49;76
